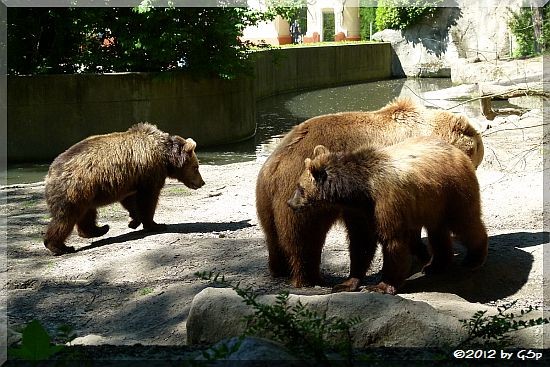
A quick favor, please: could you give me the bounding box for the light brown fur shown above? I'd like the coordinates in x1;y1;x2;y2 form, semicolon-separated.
288;137;488;294
256;98;484;287
44;123;205;255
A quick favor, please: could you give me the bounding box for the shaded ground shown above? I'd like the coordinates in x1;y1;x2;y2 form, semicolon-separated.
2;103;547;349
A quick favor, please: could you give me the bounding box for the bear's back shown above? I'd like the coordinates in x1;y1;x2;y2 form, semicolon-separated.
370;137;479;223
45;124;170;201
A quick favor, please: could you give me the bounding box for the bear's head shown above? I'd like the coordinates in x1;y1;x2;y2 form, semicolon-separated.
287;145;331;211
167;136;205;190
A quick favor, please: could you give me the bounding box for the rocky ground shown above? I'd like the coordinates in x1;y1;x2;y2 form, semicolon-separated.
2;60;548;360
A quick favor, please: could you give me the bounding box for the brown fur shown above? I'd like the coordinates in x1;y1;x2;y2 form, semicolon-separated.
44;123;205;255
288;137;488;294
256;97;484;287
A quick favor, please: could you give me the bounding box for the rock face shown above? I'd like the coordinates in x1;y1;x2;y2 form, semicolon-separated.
450;55;544;84
372;7;462;77
187;288;547;349
372;1;523;77
452;0;521;60
187;288;466;348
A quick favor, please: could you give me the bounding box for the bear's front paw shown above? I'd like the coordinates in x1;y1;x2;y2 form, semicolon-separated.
128;219;141;229
332;277;361;293
45;243;76;256
78;224;110;238
290;275;324;288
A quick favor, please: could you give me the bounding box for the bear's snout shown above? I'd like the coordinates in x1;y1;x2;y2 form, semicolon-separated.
287;189;306;211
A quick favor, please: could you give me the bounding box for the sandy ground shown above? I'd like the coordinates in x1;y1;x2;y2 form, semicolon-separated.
2;105;548;347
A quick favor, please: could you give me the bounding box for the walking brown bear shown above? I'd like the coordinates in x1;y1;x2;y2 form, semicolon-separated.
287;137;488;294
256;98;485;289
44;123;205;255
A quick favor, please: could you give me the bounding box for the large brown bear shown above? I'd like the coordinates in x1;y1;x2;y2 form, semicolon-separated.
44;123;205;255
256;97;484;289
287;137;488;294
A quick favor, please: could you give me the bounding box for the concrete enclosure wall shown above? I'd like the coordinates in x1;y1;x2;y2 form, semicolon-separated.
7;43;391;163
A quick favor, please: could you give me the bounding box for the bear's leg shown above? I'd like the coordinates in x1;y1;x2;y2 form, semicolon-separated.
266;227;291;279
77;208;110;238
365;237;413;295
410;230;431;266
423;226;453;275
284;210;335;287
455;219;488;269
257;190;290;277
44;217;77;255
136;187;166;232
120;194;141;229
332;211;378;293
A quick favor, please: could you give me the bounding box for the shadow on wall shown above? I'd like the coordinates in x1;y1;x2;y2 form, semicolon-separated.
402;5;463;58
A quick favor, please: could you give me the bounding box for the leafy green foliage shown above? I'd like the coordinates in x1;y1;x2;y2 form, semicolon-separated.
360;7;378;40
266;0;306;23
375;0;444;30
508;4;550;57
459;300;550;347
201;336;245;360
7;6;273;78
196;271;361;364
9;320;65;361
323;12;336;42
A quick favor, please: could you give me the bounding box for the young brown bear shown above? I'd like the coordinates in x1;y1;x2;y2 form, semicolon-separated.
256;97;485;289
287;137;488;294
44;123;205;255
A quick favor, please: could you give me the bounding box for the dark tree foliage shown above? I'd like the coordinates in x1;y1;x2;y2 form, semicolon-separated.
508;3;550;57
7;6;272;78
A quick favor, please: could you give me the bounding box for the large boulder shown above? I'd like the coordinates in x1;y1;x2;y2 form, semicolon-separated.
187;288;547;349
187;288;465;348
372;1;524;78
372;7;462;77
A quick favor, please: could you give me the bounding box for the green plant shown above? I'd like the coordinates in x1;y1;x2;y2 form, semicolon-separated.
375;0;444;31
508;4;550;57
266;0;306;23
201;336;245;361
7;6;274;79
196;271;361;365
459;300;549;347
9;320;66;361
360;6;378;40
139;287;154;296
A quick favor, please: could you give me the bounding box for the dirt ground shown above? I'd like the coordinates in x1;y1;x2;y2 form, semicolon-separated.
2;103;548;348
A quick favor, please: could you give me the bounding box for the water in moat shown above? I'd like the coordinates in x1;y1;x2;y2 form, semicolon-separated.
6;77;487;185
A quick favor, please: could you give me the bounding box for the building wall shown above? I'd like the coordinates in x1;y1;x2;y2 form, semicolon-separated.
304;0;360;42
7;43;391;163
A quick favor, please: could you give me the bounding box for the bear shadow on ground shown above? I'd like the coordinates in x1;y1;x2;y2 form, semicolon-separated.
77;220;254;252
397;231;547;303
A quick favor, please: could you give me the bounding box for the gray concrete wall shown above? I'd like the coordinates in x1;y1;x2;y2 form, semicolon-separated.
253;43;392;99
7;43;391;163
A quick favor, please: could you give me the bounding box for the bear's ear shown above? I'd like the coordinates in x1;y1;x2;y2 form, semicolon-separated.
184;138;197;153
169;136;189;168
313;145;329;157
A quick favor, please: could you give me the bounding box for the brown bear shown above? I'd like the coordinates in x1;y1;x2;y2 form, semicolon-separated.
43;123;205;255
256;97;484;289
287;137;488;294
